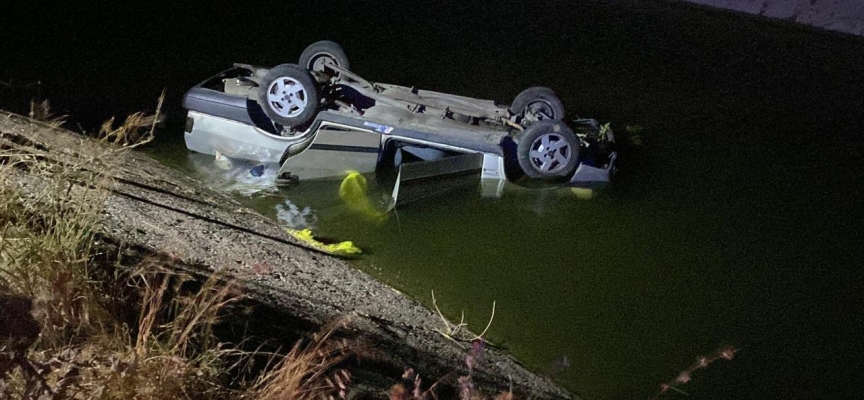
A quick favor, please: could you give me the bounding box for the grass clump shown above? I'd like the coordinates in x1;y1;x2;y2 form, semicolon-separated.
98;90;164;148
28;99;67;130
243;319;353;400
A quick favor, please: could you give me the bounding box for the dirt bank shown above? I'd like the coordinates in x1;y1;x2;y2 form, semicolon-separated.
0;111;573;399
680;0;864;36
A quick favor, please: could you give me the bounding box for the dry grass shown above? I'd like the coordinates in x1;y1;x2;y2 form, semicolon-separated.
0;102;238;397
98;90;165;148
0;269;245;399
430;290;496;344
243;319;353;400
28;99;67;130
0;147;110;348
1;101;362;399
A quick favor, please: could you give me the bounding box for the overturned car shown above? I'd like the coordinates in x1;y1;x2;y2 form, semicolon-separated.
183;41;616;193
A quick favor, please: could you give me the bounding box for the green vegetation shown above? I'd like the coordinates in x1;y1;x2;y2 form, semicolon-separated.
624;124;643;146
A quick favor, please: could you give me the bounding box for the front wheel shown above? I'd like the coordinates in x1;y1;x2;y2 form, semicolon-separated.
299;40;350;80
509;87;566;122
258;64;320;127
516;120;581;180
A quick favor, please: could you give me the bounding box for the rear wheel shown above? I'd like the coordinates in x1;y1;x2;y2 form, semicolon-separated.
510;87;566;122
516;120;580;180
299;41;350;80
258;64;319;127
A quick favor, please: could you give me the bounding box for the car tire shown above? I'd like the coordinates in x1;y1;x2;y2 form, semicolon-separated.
516;120;581;180
258;64;320;127
299;40;350;79
509;87;566;121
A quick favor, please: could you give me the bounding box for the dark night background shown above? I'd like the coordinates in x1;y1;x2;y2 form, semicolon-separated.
3;1;864;399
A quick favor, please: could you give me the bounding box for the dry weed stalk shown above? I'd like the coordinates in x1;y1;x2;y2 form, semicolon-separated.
393;293;506;400
28;99;67;129
135;267;243;359
89;268;246;399
431;290;496;343
244;318;353;400
99;89;165;148
649;346;739;399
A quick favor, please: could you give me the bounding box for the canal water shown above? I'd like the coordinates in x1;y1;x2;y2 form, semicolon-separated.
4;1;863;399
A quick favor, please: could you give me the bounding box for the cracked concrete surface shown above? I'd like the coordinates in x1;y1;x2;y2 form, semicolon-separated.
681;0;864;36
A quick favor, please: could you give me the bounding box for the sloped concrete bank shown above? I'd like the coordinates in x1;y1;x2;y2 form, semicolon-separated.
679;0;864;36
0;112;573;399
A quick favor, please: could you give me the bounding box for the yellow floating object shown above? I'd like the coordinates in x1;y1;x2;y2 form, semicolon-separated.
339;171;386;220
286;228;362;257
571;187;594;200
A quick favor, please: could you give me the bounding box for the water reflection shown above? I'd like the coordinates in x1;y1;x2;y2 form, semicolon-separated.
275;199;317;229
186;153;280;197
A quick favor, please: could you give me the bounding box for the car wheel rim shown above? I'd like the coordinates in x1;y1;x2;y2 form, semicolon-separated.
310;53;339;75
528;133;571;173
526;100;556;120
266;77;308;118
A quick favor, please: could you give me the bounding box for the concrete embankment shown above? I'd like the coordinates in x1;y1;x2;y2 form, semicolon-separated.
0;112;573;399
679;0;864;36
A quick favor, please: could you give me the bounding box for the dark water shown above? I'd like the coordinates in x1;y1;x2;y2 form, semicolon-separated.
4;1;864;399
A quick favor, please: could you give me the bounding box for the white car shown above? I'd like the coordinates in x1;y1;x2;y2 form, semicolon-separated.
182;41;616;191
